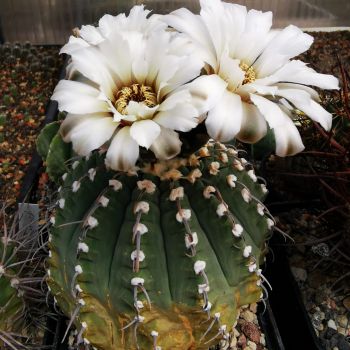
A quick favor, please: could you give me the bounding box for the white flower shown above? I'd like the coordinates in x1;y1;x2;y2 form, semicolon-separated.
52;6;223;171
165;0;339;156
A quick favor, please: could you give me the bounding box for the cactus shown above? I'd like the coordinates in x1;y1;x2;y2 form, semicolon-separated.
41;126;273;349
0;205;48;348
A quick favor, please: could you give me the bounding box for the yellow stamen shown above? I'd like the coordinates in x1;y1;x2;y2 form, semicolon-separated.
115;84;157;114
239;62;257;85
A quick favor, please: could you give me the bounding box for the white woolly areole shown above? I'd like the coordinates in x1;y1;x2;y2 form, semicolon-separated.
185;232;198;249
247;170;257;182
109;179;123;191
75;265;83;274
209;161;220;175
241;188;251;203
131;277;144;286
233;160;244;171
216;203;227;217
0;265;5;275
135;223;148;235
199;147;210;157
232;224;243;238
137;315;145;323
267;218;275;229
47;269;51;277
220;325;227;332
10;278;19;288
220;152;228;163
134;201;150;214
214;312;221;319
257;203;265;216
261;184;268;194
151;331;159;337
50;216;56;225
62;173;67;181
48;234;53;242
203;186;216;199
135;300;144;309
58;186;62;192
87;216;98;228
99;196;109;207
75;284;83;293
226;174;237;188
169;187;184;201
88;168;96;181
188;169;202;183
48;250;52;258
243;245;252;258
58;198;65;209
228;148;238;156
72;181;81;192
131;250;145;262
78;298;85;306
198;283;210;294
218;143;227;151
137;180;156;194
241;158;248;165
248;262;257;273
81;322;87;329
83;338;90;345
72;160;79;169
78;242;89;253
194;260;206;274
176;209;191;223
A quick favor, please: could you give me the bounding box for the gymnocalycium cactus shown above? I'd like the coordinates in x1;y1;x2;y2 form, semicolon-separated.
39;0;339;348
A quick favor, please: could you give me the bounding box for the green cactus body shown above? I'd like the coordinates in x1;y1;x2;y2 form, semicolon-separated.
47;140;273;350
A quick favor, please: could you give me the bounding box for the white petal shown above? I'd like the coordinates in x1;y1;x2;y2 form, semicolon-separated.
80;25;104;45
106;127;139;171
205;90;243;142
154;103;198;132
158;90;191;112
218;53;244;91
273;120;305;156
130;120;161;149
98;14;117;38
132;57;149;84
51;80;108;114
178;74;228;115
60;36;90;55
60;114;118;156
150;127;182;160
125;101;158;120
256;60;339;90
276;89;332;130
254;26;314;77
236;102;267;143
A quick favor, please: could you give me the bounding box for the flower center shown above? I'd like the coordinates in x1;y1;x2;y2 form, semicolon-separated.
115;84;157;114
239;62;256;85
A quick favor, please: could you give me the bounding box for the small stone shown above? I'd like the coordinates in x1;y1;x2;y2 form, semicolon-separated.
237;334;247;348
233;328;240;338
242;322;261;343
337;315;348;328
328;319;337;330
247;340;257;350
249;303;258;313
317;324;324;332
260;334;266;346
291;266;307;282
230;335;237;347
242;310;255;323
338;327;347;336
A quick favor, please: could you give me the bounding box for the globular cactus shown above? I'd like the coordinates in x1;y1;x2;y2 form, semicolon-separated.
42;126;274;349
0;206;48;348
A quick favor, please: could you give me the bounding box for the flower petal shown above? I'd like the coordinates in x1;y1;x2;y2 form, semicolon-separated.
60;36;90;55
106;127;139;171
250;93;304;156
236;102;267;143
51;80;108;114
130;119;161;149
254;25;314;77
60;113;117;156
276;88;332;130
256;60;339;90
218;52;244;91
80;25;104;45
205;90;243;142
150;127;182;160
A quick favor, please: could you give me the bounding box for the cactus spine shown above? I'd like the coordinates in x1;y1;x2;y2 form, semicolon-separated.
43;133;273;349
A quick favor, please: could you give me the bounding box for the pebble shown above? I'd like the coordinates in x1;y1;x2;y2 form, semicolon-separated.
247;340;257;350
260;334;266;346
249;303;258;313
343;297;350;311
242;322;261;343
328;319;337;330
337;315;348;328
291;266;307;282
242;310;256;323
237;334;247;348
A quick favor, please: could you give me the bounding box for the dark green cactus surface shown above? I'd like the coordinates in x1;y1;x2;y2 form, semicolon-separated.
45;134;274;349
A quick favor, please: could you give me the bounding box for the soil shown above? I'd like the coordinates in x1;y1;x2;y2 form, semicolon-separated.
0;42;64;209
